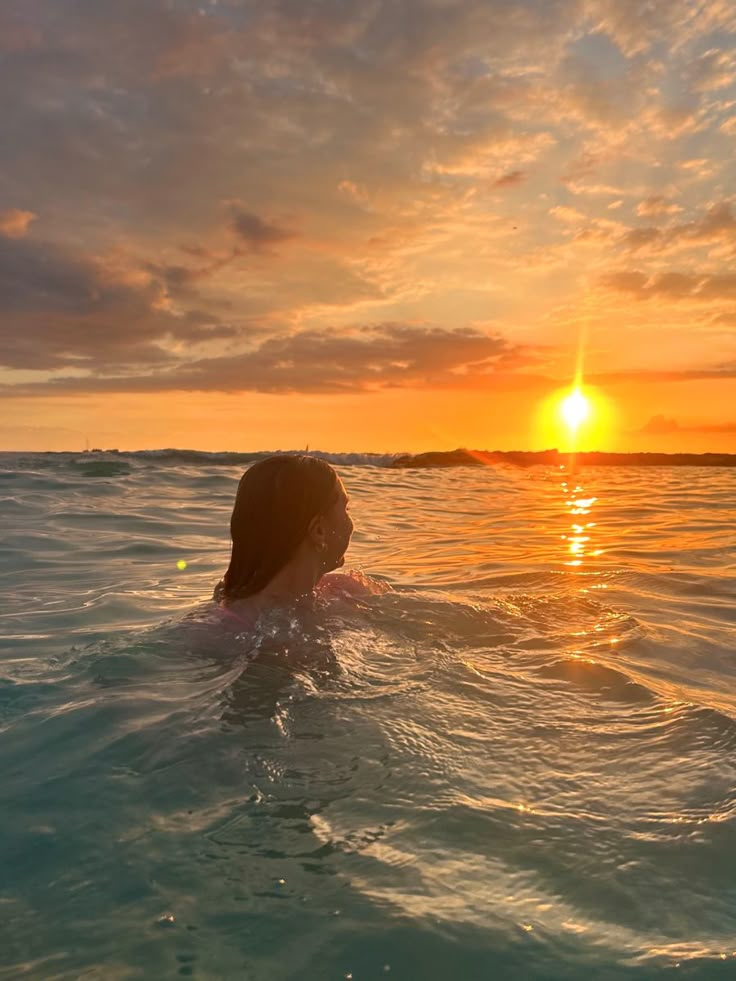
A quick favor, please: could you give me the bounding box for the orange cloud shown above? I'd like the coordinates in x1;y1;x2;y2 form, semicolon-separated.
635;196;682;217
639;414;736;434
0;209;37;239
600;269;736;301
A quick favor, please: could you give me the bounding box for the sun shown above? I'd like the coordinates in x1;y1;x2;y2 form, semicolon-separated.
534;383;615;452
560;388;590;432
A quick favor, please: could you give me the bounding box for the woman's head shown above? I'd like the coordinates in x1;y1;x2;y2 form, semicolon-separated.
222;454;353;600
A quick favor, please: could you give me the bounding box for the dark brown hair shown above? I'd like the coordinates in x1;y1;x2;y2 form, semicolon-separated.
221;454;340;600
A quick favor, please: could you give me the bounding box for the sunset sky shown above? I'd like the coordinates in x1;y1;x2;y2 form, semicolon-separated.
1;0;735;453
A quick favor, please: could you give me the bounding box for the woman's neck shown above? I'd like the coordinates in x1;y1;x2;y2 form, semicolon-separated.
229;552;325;610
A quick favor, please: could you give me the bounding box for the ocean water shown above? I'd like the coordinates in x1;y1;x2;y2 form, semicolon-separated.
1;450;735;981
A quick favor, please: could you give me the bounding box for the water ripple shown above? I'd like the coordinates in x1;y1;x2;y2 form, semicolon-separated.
0;455;734;978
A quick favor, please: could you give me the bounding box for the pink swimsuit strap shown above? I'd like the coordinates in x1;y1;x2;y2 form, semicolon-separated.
220;605;255;627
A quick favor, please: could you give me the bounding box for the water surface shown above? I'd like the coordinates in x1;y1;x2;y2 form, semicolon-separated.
1;452;735;979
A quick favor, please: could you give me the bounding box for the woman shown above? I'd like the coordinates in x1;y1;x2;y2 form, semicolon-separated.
216;454;388;628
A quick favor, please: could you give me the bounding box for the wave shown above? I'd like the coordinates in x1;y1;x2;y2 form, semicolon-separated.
0;449;401;468
132;448;401;467
4;447;735;470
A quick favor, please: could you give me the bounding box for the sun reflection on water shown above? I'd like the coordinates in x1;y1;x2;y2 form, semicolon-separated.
558;475;602;568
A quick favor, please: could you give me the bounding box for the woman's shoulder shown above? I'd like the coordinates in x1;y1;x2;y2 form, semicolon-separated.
318;569;393;597
217;602;259;628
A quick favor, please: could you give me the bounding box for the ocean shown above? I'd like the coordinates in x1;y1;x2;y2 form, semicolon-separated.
1;450;735;980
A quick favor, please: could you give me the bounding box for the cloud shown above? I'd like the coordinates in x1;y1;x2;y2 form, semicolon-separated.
638;414;736;434
638;415;681;434
621;226;662;251
493;169;526;188
598;270;647;293
680;201;736;245
337;180;370;205
621;201;736;253
0;209;37;238
142;244;248;300
635;196;682;218
695;275;736;300
590;361;736;384
0;236;241;370
582;0;736;57
0;322;546;396
686;47;736;93
549;205;586;224
709;311;736;327
227;206;297;253
600;268;736;301
0;8;44;54
1;0;735;405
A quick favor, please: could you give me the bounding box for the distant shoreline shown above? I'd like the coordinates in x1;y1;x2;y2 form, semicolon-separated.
389;449;736;468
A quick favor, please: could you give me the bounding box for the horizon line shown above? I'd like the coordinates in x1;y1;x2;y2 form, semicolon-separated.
1;446;735;458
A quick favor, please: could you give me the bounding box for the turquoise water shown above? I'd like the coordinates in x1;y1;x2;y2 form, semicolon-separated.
1;451;735;980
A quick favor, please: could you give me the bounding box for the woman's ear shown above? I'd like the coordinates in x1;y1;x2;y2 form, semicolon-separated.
307;513;327;550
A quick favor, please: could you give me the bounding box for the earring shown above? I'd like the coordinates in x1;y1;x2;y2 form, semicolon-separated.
318;542;327;553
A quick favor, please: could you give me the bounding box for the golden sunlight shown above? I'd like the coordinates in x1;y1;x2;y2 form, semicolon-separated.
560;389;590;432
534;383;616;453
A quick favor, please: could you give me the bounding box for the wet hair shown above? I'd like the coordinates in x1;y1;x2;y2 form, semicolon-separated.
221;454;340;600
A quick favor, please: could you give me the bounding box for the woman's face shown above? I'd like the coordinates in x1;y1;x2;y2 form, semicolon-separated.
322;480;354;569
